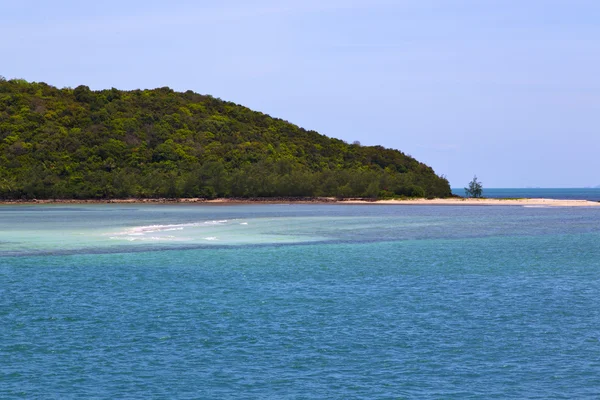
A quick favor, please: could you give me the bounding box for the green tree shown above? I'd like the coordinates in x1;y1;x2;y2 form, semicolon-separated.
464;175;483;198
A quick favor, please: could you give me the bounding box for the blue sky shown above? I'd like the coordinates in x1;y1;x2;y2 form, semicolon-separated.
2;0;599;187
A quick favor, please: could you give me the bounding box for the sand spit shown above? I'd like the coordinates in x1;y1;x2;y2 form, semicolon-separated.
341;198;600;207
1;197;599;207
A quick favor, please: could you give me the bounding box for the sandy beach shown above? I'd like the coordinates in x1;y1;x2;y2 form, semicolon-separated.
341;198;600;207
1;197;599;207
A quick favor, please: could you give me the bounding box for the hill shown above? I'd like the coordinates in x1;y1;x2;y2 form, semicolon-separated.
0;77;451;200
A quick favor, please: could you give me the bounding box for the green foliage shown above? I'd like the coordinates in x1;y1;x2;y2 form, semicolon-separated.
464;175;483;198
0;79;452;200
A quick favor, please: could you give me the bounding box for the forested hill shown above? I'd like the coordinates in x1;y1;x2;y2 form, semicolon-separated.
0;78;451;200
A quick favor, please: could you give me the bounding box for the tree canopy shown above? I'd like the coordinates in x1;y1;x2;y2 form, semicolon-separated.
0;78;451;200
464;176;483;198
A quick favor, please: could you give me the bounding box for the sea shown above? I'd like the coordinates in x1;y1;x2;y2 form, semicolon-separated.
1;203;600;399
452;187;600;201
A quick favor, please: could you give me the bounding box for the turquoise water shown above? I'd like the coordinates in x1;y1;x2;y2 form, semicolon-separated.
2;204;600;398
452;187;600;201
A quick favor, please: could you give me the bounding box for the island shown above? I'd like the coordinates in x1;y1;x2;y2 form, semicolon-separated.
0;78;451;200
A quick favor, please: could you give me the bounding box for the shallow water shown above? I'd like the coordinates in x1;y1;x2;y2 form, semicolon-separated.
1;204;600;398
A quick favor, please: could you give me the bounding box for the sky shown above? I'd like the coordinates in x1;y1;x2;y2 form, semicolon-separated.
2;0;599;187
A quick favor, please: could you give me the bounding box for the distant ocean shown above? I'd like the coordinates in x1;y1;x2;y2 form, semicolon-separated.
2;204;600;398
452;187;600;201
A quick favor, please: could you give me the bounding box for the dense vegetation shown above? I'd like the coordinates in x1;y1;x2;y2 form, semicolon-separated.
0;77;451;200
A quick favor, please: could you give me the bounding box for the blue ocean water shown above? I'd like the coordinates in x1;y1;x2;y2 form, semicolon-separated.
452;187;600;201
2;204;600;399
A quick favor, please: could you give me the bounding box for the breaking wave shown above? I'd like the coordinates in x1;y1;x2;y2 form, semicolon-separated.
107;220;229;241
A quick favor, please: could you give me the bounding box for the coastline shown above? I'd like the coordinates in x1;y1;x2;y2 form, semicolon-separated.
1;197;599;207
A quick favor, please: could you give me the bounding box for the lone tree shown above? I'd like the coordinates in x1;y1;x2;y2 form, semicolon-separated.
465;175;483;198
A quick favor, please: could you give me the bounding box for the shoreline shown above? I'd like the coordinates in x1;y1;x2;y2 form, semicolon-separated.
1;197;599;207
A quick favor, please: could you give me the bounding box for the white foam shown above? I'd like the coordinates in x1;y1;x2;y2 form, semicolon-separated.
204;237;218;241
204;220;229;226
109;235;188;242
107;220;230;237
240;222;248;225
